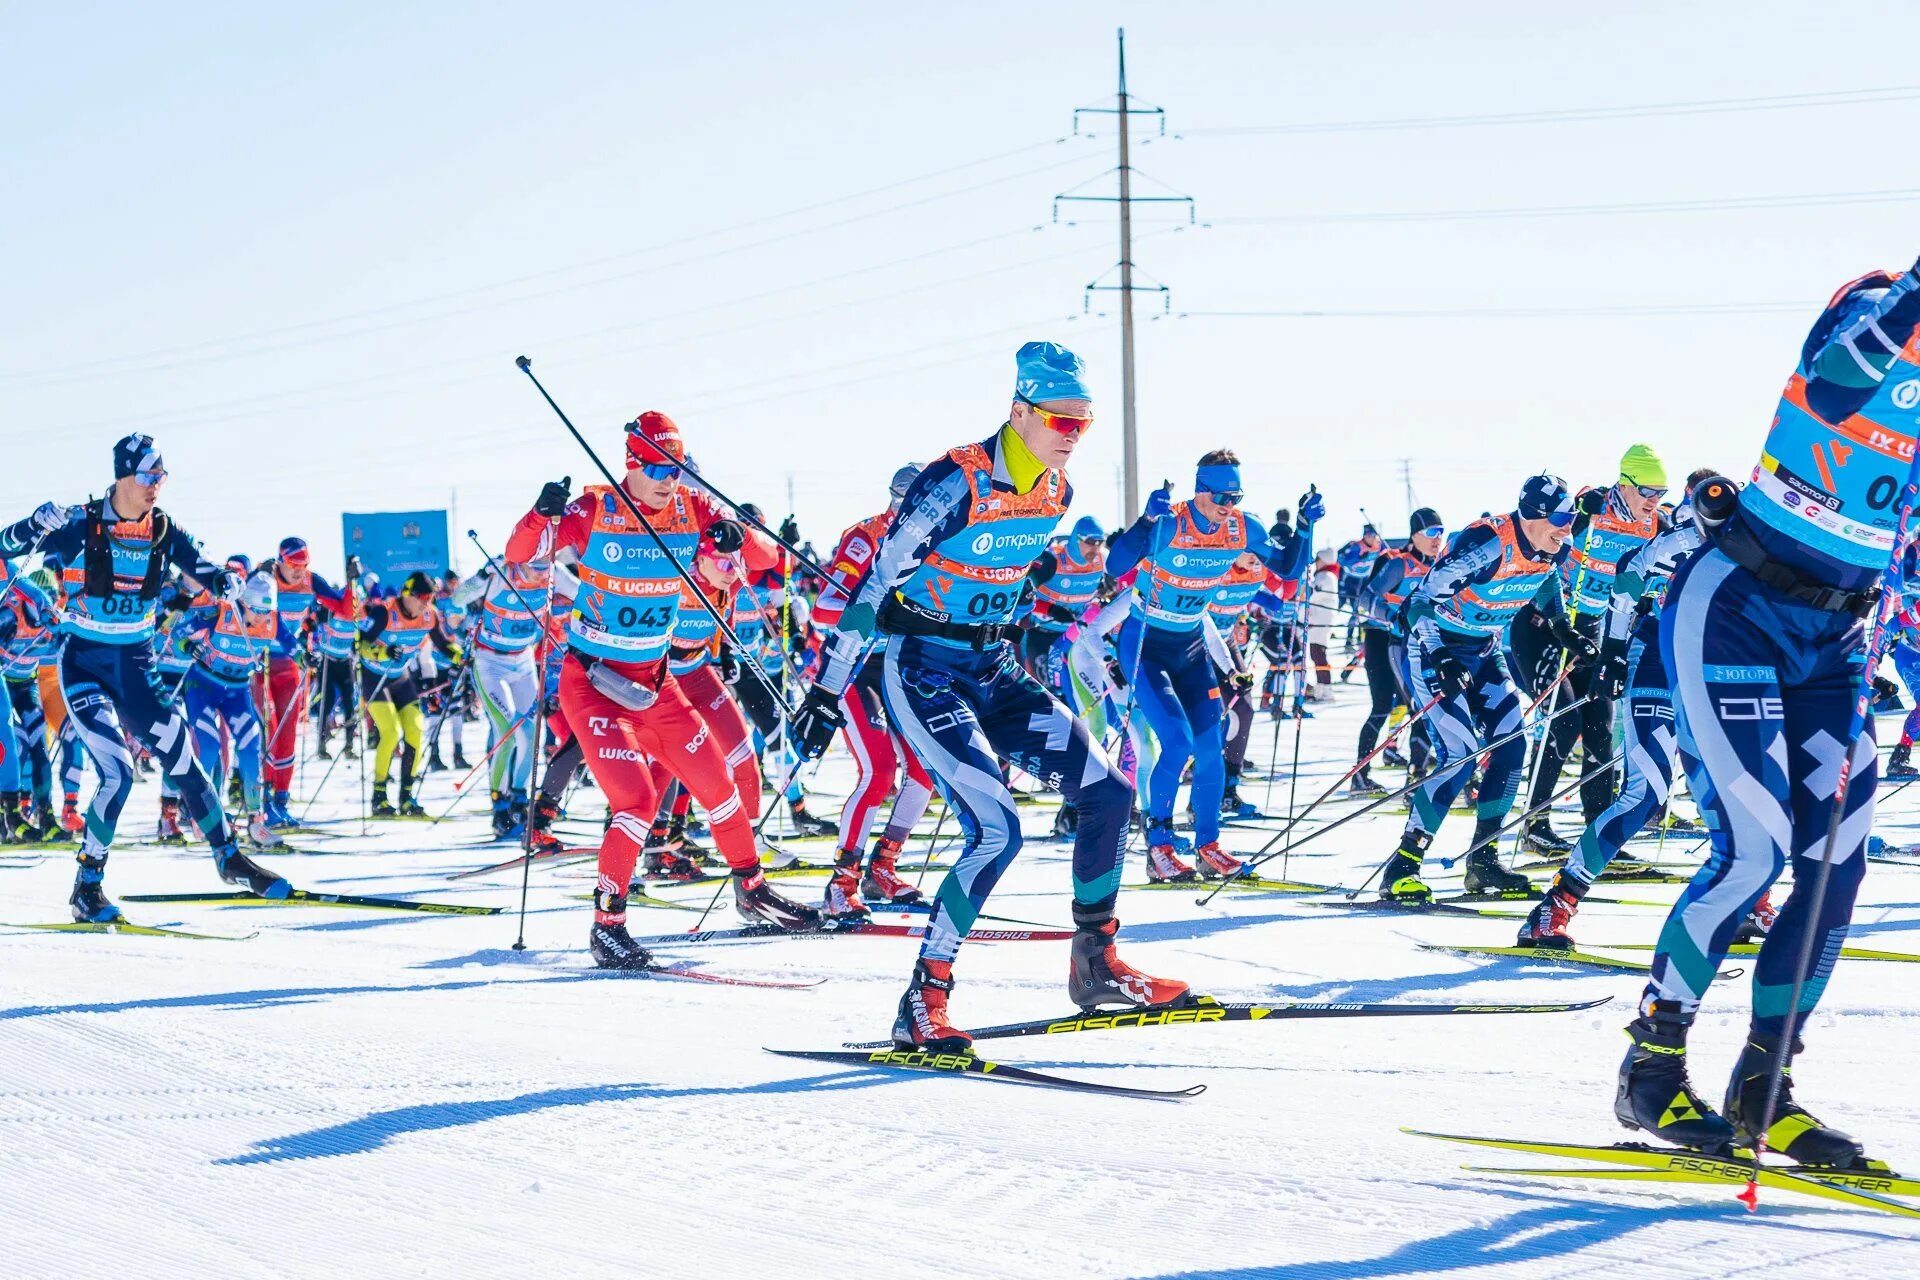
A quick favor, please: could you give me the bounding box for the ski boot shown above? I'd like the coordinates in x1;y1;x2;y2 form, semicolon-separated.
642;844;707;882
527;794;564;854
1050;802;1078;838
1461;845;1532;896
1381;743;1410;770
0;794;18;844
1219;784;1263;821
1615;1000;1738;1152
1888;742;1919;781
1192;841;1246;880
226;771;244;809
1521;819;1572;858
1659;808;1701;834
589;888;656;971
668;812;714;866
861;836;923;906
1724;1032;1865;1168
69;856;122;923
370;783;398;818
452;746;473;771
1145;821;1197;884
1378;832;1433;902
1514;877;1582;950
490;792;517;841
60;794;84;834
315;740;333;762
19;801;63;844
732;868;821;931
426;745;447;774
822;863;870;921
786;800;838;838
246;812;287;849
215;841;292;898
1733;890;1777;945
893;958;969;1051
151;797;185;845
396;787;427;818
506;794;529;841
264;790;297;831
1349;769;1388;798
1067;907;1190;1011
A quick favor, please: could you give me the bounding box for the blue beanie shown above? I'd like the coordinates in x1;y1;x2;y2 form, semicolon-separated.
1014;341;1090;404
1071;515;1105;541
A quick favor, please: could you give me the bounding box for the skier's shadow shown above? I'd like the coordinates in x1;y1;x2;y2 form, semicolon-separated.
1135;1184;1909;1279
213;1072;897;1166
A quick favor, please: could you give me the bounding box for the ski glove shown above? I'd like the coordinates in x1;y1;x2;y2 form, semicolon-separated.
535;477;572;518
1144;483;1174;522
1430;651;1472;700
1873;674;1900;701
1595;643;1630;700
790;684;845;761
27;502;69;539
1297;488;1325;525
218;570;245;603
719;646;742;686
1227;669;1255;694
779;516;802;547
708;520;746;554
1552;620;1599;664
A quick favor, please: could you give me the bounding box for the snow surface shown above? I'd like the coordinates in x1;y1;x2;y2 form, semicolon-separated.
3;687;1918;1279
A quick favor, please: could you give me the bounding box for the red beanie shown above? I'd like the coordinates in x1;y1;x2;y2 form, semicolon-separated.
626;411;685;468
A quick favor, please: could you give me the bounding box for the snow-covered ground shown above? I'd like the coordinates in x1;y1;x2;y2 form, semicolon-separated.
3;685;1918;1279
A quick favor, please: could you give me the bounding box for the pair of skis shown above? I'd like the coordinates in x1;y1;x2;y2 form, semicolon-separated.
768;994;1611;1100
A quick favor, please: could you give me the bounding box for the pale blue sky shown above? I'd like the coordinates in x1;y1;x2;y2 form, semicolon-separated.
5;1;1918;572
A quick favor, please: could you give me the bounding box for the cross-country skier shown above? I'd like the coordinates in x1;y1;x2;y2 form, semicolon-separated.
0;434;289;920
1373;475;1583;902
1614;265;1920;1168
790;341;1189;1048
1352;508;1445;796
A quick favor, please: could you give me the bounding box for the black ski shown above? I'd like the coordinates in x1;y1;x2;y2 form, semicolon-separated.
765;1047;1203;1099
630;921;1072;946
121;890;500;915
841;993;1612;1047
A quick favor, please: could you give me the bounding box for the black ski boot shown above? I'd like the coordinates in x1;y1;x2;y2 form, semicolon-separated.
1724;1032;1865;1168
397;786;427;818
786;800;838;838
732;868;821;931
1614;1000;1738;1152
1733;890;1777;945
1050;801;1078;838
642;844;707;882
370;783;397;818
527;794;564;854
69;856;122;923
1378;832;1433;902
1462;844;1533;897
1522;820;1572;857
1066;905;1191;1011
215;841;292;898
1381;743;1410;770
589;890;657;971
452;746;472;771
1887;742;1919;781
1349;769;1388;798
426;745;447;774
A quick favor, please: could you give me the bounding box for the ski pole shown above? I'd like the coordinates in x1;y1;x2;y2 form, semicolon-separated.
428;700;539;823
515;356;797;723
1743;458;1920;1210
639;433;832;581
298;666;388;826
687;750;812;932
1280;621;1309;880
1199;692;1596;905
1437;745;1627;872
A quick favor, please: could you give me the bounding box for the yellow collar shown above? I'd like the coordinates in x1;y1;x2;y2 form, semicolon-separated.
998;422;1047;494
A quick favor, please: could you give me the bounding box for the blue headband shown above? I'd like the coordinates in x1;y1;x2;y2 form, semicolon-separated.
1196;463;1242;496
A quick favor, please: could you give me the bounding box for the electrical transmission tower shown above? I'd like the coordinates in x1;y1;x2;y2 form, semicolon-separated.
1053;29;1193;523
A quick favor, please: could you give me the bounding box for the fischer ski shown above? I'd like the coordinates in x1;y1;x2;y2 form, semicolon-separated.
766;1047;1204;1100
4;920;259;941
841;993;1612;1048
1405;1130;1920;1218
1607;942;1920;964
121;890;500;915
1420;943;1652;973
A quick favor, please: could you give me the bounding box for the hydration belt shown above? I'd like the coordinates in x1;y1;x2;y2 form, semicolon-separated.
880;596;1008;650
1709;514;1880;618
574;650;659;711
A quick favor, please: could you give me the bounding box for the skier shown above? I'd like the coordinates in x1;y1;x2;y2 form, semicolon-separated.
0;434;288;920
0;572;61;842
1336;524;1385;647
1105;452;1317;882
258;537;355;828
1022;515;1109;690
1513;446;1669;855
506;411;821;971
1615;266;1920;1167
811;464;939;918
453;549;553;840
1352;508;1445;796
357;572;461;817
181;573;298;848
1207;550;1268;820
1373;475;1583;902
310;559;366;761
791;341;1189;1048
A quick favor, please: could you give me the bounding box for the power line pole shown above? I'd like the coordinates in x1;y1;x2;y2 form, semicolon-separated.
1399;458;1416;520
1055;29;1191;524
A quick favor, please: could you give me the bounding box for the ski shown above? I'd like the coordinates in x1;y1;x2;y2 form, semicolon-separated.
841;993;1612;1048
567;891;705;913
1607;942;1920;963
1125;876;1334;894
1405;1130;1920;1218
121;890;500;915
1420;943;1651;973
1305;897;1530;918
630;921;1072;946
607;965;825;990
4;920;259;941
448;846;580;880
765;1047;1204;1100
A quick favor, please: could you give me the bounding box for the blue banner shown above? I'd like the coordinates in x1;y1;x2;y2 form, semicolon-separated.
341;510;449;585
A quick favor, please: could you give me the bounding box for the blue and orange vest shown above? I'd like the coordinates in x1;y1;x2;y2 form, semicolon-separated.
569;485;700;663
895;442;1069;627
1132;502;1250;632
1435;516;1559;637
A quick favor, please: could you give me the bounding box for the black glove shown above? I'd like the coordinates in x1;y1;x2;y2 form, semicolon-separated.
1227;669;1255;694
1873;674;1900;701
719;646;742;686
1553;620;1599;664
1046;603;1077;626
1105;656;1127;691
535;476;572;518
218;569;245;603
345;555;364;578
708;519;745;553
1430;651;1472;700
790;684;845;761
1595;642;1630;700
778;516;801;547
1577;488;1608;516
